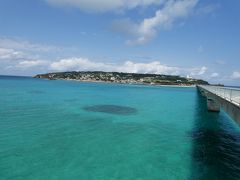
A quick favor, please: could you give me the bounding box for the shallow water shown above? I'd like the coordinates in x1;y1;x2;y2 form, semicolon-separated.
0;76;240;180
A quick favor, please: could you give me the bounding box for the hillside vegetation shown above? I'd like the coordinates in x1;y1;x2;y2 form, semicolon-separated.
34;71;209;86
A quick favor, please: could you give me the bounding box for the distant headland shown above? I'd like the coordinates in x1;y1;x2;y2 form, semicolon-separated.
34;71;209;86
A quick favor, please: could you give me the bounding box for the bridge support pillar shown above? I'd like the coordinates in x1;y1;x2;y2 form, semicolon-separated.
206;94;220;112
199;89;206;97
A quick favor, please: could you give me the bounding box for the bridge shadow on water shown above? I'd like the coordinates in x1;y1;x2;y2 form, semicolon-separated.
189;91;240;180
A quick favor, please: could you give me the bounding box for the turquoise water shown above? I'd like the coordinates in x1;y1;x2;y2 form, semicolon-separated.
0;76;240;180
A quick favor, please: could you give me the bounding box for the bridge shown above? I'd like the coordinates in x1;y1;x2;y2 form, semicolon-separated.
197;85;240;124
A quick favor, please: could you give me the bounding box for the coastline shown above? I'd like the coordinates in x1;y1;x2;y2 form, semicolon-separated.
41;78;197;88
34;71;208;87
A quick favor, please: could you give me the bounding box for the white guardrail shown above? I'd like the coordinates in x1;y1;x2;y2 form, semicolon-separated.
199;85;240;107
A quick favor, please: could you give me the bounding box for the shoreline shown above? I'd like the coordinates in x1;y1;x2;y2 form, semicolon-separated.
42;78;197;88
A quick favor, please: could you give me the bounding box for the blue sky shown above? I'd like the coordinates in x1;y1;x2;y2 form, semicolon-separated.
0;0;240;85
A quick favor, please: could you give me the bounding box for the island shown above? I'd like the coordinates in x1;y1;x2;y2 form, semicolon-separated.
34;71;209;86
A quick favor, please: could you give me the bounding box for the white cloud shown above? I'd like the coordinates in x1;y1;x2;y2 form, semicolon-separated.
45;0;165;12
118;61;179;74
0;47;45;67
0;50;209;79
113;0;199;45
49;57;206;78
44;1;217;45
0;48;25;60
189;66;207;76
198;66;207;75
0;45;51;73
50;58;112;71
50;58;180;74
18;60;49;68
45;0;200;45
0;37;62;52
2;59;50;76
210;72;219;78
0;36;209;79
231;71;240;79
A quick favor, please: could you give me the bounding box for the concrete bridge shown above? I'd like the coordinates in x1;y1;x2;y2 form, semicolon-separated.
197;85;240;124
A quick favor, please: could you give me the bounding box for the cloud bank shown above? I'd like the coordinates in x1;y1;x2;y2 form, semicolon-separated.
50;58;179;74
0;48;208;78
0;48;25;60
0;38;231;85
48;57;207;78
0;41;208;77
0;37;61;52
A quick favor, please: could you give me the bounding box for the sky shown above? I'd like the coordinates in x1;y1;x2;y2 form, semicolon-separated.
0;0;240;85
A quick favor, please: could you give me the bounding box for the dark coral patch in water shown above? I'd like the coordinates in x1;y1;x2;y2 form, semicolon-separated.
29;90;45;94
83;105;137;115
64;99;78;102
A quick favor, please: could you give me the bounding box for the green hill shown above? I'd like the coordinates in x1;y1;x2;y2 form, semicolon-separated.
34;71;209;86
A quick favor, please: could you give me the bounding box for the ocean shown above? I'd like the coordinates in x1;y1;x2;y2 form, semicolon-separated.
0;75;240;180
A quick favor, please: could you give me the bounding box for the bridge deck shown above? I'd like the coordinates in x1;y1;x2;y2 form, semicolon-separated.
198;85;240;107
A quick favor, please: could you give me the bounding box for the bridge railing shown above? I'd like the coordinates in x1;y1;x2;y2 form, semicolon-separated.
199;85;240;107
